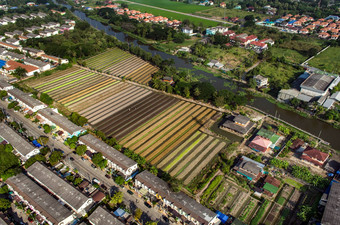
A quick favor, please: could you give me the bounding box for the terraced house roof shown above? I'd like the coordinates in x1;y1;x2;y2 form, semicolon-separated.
136;171;217;225
38;108;83;135
8;88;45;109
27;162;91;212
0;122;36;157
6;173;73;225
79;134;137;170
88;206;124;225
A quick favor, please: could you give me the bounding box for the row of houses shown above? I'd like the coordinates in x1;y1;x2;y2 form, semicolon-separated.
6;162;94;225
0;78;220;225
0;12;47;25
262;14;340;40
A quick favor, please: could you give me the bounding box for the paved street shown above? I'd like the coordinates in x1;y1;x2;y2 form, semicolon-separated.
0;100;169;224
64;154;169;224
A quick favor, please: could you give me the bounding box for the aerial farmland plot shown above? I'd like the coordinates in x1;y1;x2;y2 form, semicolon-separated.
25;66;229;183
85;48;158;85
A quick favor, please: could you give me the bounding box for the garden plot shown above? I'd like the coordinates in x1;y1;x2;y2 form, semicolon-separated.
85;48;158;84
229;191;249;217
238;198;260;223
262;203;283;225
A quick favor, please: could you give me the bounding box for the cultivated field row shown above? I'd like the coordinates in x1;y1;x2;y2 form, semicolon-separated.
85;48;158;85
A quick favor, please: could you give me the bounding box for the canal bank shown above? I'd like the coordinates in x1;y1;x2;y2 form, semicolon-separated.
56;2;340;150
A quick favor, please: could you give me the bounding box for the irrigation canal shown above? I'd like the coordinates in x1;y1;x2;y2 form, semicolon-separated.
57;2;340;150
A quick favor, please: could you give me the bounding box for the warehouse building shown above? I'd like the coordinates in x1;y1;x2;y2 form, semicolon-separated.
88;206;124;225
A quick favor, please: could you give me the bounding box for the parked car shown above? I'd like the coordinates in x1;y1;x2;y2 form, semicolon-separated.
144;202;152;208
92;178;100;184
127;190;134;195
105;174;111;179
91;164;97;169
101;184;108;190
81;157;85;161
69;157;74;161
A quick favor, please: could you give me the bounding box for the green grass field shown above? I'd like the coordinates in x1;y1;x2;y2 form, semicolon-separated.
197;7;268;20
126;0;211;13
271;47;308;64
125;4;219;26
284;178;304;190
257;62;304;89
308;47;340;74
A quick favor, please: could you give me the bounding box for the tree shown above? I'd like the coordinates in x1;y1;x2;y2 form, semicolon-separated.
109;191;123;207
13;67;27;78
145;221;157;225
173;33;186;43
37;136;49;145
214;95;225;107
43;124;52;134
7;101;18;109
114;176;125;185
169;178;183;192
149;166;158;175
297;205;313;222
92;153;107;169
249;78;257;89
0;198;11;210
134;208;143;221
75;145;87;156
0;144;21;180
0;185;8;194
0;90;7;99
49;151;63;166
73;177;83;186
40;93;53;105
24;154;46;168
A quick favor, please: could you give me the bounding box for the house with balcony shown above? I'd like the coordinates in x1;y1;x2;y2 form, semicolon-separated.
0;123;40;162
220;114;255;136
79;134;138;178
254;74;269;88
26;162;93;216
6;173;74;225
37;107;85;139
233;156;265;182
248;128;281;152
135;171;220;225
8;88;46;112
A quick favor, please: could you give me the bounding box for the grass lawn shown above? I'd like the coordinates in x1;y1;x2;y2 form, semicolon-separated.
206;46;257;69
256;61;304;89
271;47;308;64
284;178;304;190
155;37;198;52
198;7;269;20
308;47;340;74
125;4;219;26
126;0;211;13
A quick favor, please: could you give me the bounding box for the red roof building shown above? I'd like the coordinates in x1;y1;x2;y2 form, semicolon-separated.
4;60;40;76
248;136;272;152
301;147;329;167
249;41;267;49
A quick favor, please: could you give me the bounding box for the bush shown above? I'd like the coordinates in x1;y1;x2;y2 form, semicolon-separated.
49;151;63;166
250;200;269;225
25;154;46;168
75;145;87;155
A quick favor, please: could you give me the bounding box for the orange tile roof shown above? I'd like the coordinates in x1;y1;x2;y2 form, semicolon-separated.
5;60;39;73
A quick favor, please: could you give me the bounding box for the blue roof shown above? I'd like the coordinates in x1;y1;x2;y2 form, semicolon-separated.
264;19;270;22
113;208;126;217
288;20;296;24
216;211;229;223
